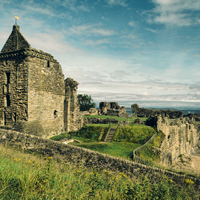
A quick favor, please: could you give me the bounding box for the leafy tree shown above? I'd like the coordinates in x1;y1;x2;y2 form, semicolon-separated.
77;94;96;111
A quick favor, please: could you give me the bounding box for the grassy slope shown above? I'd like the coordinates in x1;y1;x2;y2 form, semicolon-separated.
50;124;155;161
71;142;142;160
0;145;197;199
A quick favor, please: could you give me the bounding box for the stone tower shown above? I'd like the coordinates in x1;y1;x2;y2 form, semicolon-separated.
0;25;81;136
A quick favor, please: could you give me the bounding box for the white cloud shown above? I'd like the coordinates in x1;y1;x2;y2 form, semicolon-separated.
53;0;90;12
68;24;115;36
128;21;136;27
105;0;127;7
121;33;136;40
150;0;200;26
85;39;109;45
25;31;81;54
146;28;158;33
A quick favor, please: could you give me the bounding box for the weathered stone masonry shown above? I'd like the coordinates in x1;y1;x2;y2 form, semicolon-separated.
156;116;199;166
0;25;81;136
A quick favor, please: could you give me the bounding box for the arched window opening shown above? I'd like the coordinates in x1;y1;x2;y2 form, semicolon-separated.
54;110;58;118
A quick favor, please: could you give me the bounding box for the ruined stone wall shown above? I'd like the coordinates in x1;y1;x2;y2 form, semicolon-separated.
0;54;28;127
131;104;183;119
0;128;199;190
64;78;83;132
27;49;65;136
156;116;199;166
99;102;129;117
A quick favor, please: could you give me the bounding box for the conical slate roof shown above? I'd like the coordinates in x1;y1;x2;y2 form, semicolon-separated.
1;25;30;53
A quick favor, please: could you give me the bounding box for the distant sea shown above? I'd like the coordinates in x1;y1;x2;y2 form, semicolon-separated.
126;107;200;117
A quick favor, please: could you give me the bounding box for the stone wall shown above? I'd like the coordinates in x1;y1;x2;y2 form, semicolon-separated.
0;25;83;137
156;116;199;166
27;52;65;137
0;128;199;190
99;102;129;118
64;78;83;132
131;104;183;119
83;117;120;126
0;54;28;126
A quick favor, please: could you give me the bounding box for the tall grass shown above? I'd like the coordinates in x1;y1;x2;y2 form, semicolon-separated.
0;145;198;199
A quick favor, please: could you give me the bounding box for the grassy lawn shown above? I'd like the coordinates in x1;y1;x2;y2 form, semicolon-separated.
70;142;142;160
84;115;147;122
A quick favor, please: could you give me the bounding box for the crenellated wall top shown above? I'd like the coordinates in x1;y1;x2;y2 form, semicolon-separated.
0;47;58;63
65;77;79;89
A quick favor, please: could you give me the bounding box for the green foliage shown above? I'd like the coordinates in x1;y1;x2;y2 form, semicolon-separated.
72;142;141;160
78;94;96;111
50;132;71;141
112;125;156;144
0;145;198;199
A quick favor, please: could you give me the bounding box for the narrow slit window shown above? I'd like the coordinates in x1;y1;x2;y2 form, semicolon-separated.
6;72;10;84
47;61;50;68
6;95;10;107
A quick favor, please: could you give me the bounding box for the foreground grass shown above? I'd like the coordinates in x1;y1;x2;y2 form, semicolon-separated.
71;142;142;160
0;145;198;199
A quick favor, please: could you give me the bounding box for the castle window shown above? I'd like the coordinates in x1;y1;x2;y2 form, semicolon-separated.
5;95;10;107
54;110;58;118
47;61;50;68
6;72;10;84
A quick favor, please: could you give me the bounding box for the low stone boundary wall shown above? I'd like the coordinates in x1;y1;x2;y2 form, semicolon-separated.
0;128;199;190
83;117;119;125
133;132;158;164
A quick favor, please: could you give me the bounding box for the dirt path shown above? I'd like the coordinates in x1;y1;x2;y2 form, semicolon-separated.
191;155;200;174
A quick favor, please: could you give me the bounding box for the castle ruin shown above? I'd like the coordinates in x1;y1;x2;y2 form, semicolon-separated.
0;25;81;137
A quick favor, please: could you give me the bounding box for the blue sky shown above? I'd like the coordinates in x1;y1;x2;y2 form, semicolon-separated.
1;0;200;108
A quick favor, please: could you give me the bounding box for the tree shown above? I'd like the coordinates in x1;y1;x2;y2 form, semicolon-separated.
77;94;96;111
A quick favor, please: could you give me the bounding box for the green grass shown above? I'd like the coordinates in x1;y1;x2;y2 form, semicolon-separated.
0;145;197;199
84;115;147;122
136;130;165;163
112;125;156;144
51;126;109;142
71;142;142;160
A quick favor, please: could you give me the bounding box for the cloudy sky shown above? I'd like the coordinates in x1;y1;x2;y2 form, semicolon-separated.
1;0;200;108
